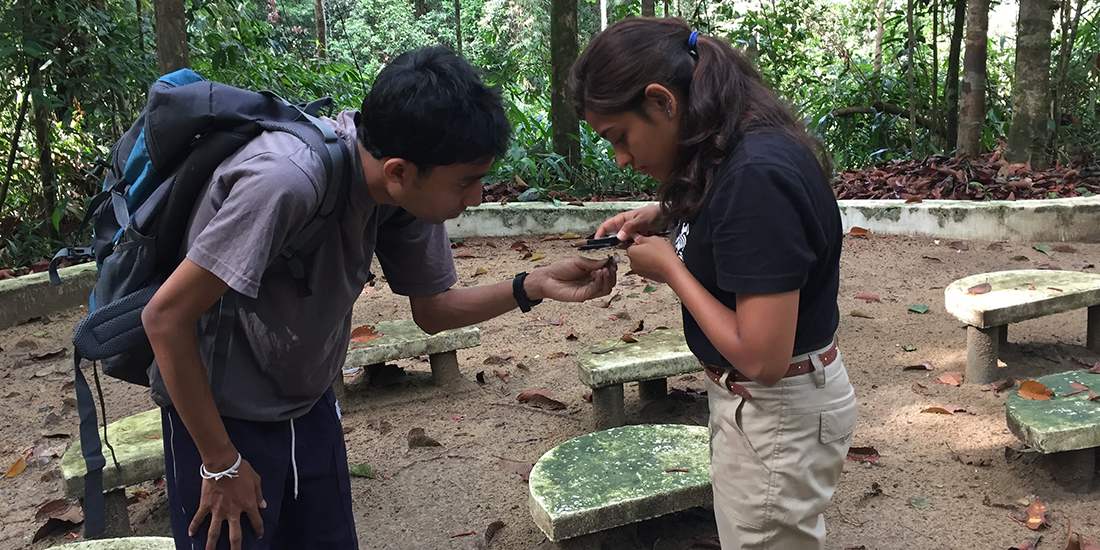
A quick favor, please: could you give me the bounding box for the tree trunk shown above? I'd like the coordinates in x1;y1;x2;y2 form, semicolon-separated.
931;0;939;145
956;0;989;157
1005;0;1055;166
1049;0;1086;153
550;0;580;174
413;0;428;18
154;0;189;75
0;90;30;219
29;70;57;240
874;0;886;72
664;0;670;17
907;0;918;152
136;0;143;52
642;0;655;16
454;0;462;57
314;0;328;60
601;0;607;30
945;0;965;148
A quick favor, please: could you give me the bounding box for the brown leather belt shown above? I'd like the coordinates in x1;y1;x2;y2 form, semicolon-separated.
703;340;839;399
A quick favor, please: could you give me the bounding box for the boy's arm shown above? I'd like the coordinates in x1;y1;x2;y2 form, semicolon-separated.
142;259;265;549
408;256;616;334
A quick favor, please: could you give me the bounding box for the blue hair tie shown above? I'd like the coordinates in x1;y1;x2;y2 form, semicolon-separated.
687;30;699;50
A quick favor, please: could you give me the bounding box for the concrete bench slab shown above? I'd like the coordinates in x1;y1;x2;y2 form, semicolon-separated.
1006;370;1100;453
1006;370;1100;491
61;408;164;498
528;424;711;542
944;270;1100;384
343;319;480;386
577;328;698;429
60;408;164;537
49;537;176;549
345;319;479;387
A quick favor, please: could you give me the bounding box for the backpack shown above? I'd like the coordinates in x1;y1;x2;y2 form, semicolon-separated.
48;69;351;537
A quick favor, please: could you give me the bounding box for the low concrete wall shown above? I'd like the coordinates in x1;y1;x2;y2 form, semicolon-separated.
446;196;1100;243
0;264;96;329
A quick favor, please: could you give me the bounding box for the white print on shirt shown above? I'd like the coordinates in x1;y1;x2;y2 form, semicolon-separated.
673;221;690;261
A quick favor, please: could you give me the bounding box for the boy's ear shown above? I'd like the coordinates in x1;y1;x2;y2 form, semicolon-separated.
382;158;416;185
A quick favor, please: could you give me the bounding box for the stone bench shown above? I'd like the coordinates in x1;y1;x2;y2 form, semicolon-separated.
577;328;699;429
342;319;480;389
1006;370;1100;492
528;424;711;542
60;408;164;537
49;537;175;549
944;270;1100;384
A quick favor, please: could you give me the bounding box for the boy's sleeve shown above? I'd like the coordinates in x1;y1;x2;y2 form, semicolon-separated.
373;208;459;297
186;152;321;299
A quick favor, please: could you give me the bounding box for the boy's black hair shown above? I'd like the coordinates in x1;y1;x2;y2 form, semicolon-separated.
357;47;511;172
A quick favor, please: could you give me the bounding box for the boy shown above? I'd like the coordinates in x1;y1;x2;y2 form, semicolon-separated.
141;47;616;550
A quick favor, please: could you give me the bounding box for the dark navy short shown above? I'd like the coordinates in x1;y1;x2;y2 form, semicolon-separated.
161;388;357;550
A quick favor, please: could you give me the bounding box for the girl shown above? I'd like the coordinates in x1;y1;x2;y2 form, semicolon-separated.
571;18;857;549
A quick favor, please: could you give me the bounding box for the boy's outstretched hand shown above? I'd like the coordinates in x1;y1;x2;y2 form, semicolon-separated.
525;256;617;302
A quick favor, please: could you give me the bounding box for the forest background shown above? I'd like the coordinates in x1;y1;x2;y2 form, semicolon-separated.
0;0;1097;270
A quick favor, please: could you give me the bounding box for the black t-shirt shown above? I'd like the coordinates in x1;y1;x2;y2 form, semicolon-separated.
673;132;841;367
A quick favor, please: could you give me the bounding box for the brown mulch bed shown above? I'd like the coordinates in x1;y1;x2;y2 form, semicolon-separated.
833;151;1100;201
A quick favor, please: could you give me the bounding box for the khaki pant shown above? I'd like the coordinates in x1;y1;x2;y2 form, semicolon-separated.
705;343;857;550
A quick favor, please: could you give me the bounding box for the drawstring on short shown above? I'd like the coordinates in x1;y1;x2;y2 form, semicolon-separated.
290;418;299;500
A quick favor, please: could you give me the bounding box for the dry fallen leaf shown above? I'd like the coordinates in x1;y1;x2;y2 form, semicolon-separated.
5;452;28;478
526;394;567;410
621;334;638;343
473;267;488;276
1089;390;1100;401
850;310;874;319
497;458;533;480
516;389;553;402
565;330;579;341
910;380;928;395
601;290;621;308
546;352;567;360
453;249;482;258
854;293;881;302
494;371;510;384
483;354;512;365
1019;380;1055;401
1024;498;1047;530
949;241;969;251
933;371;964;386
350;325;385;343
846;446;880;463
530;253;547;261
1066;532;1100;550
966;283;992;295
510;241;529;252
981;377;1017;393
1064;381;1090;397
903;362;934;371
849;227;871;238
407;427;442;448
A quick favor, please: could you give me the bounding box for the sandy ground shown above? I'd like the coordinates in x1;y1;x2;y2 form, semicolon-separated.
2;233;1099;549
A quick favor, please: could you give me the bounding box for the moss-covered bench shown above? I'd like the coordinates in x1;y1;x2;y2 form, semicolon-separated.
342;319;480;388
49;537;175;549
577;328;699;429
944;270;1100;384
1006;369;1100;492
528;424;711;542
60;408;164;537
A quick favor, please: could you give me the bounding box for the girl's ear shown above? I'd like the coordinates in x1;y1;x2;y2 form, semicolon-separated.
643;83;678;118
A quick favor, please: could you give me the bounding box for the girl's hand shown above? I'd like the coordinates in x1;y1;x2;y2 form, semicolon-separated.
626;235;680;284
595;205;662;241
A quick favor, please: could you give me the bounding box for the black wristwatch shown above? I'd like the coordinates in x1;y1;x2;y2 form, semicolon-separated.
513;272;543;313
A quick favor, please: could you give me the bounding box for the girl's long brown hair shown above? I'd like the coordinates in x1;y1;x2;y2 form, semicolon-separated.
570;17;831;223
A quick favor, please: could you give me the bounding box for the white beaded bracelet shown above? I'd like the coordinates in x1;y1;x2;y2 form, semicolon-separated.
199;452;242;481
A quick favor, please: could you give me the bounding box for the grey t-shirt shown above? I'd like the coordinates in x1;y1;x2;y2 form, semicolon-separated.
148;110;458;421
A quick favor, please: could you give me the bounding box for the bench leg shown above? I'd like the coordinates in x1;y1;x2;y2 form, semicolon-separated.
966;325;1000;385
92;489;130;538
592;385;624;430
1088;306;1100;352
999;324;1008;346
638;378;667;401
429;351;463;385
